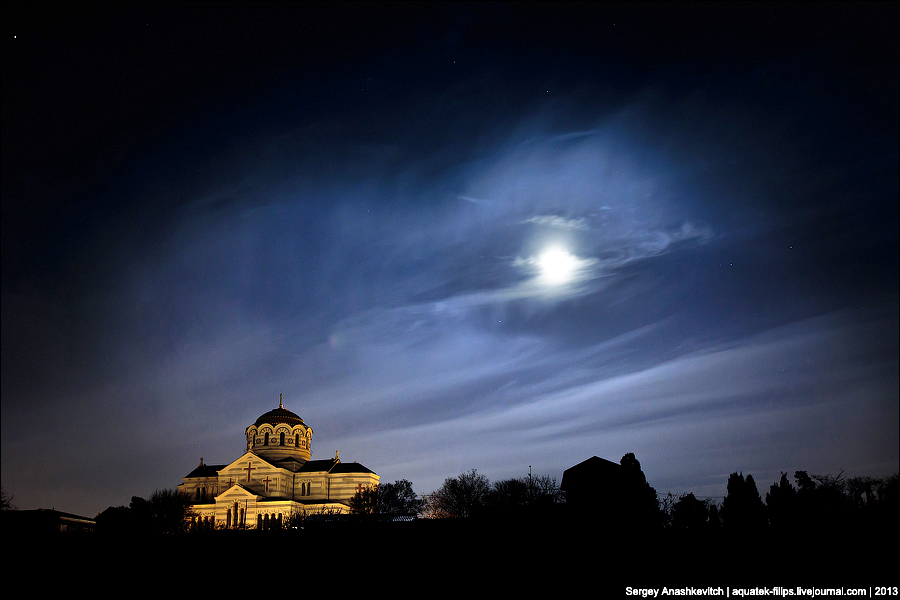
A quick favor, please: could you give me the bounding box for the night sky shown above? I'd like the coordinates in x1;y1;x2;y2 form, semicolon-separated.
2;1;897;518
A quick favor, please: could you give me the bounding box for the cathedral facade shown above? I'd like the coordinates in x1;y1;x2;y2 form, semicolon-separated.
177;397;379;529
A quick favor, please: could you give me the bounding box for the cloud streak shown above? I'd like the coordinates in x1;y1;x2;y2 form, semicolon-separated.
324;302;898;497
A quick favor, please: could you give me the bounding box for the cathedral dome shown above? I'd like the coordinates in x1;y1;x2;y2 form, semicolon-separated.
246;395;312;464
254;405;305;427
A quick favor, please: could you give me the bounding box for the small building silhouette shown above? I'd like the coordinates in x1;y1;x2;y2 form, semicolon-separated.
3;508;96;536
561;456;625;517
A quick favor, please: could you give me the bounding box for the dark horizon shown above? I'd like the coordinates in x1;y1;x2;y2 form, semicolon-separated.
2;1;897;519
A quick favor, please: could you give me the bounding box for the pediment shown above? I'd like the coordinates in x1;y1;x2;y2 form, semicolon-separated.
216;483;259;502
218;451;278;478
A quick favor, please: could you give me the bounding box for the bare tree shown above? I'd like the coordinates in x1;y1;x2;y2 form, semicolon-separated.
1;487;13;511
490;474;562;508
426;469;491;518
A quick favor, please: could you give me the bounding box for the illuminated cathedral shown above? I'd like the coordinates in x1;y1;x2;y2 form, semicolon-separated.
177;395;379;529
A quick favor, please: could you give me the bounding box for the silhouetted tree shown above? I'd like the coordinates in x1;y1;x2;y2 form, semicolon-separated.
707;502;722;530
670;493;708;530
527;474;563;504
1;487;13;511
846;476;878;511
794;470;816;494
761;470;900;534
877;473;899;505
721;472;766;531
286;505;343;528
765;472;797;530
490;477;529;507
659;492;678;528
149;488;195;534
488;474;560;509
129;495;154;532
791;470;857;530
426;469;491;518
349;484;380;515
378;479;424;516
619;453;662;530
124;490;195;534
872;473;900;530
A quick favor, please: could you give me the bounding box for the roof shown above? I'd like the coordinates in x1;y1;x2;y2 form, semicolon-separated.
183;456;376;479
5;509;97;534
253;397;307;427
330;461;376;474
184;463;227;478
297;458;340;473
254;406;305;427
560;456;621;490
270;456;308;472
294;458;376;474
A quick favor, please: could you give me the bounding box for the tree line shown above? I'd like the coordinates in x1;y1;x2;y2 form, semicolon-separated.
352;459;898;536
659;470;899;534
349;470;563;519
24;455;893;536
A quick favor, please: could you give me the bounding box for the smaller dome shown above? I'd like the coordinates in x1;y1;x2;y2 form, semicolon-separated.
254;395;305;427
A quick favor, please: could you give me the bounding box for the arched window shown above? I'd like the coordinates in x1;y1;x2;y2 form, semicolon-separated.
280;432;285;446
295;433;300;447
264;432;269;446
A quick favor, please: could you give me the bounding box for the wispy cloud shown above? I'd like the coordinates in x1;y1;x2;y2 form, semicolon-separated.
323;302;898;495
521;215;590;230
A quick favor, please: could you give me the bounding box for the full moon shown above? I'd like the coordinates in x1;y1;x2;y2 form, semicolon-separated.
537;247;579;285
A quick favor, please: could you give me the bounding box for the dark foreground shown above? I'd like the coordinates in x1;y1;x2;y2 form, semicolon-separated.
8;516;896;594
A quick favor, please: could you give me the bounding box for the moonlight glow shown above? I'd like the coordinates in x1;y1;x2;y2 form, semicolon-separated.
537;247;579;285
